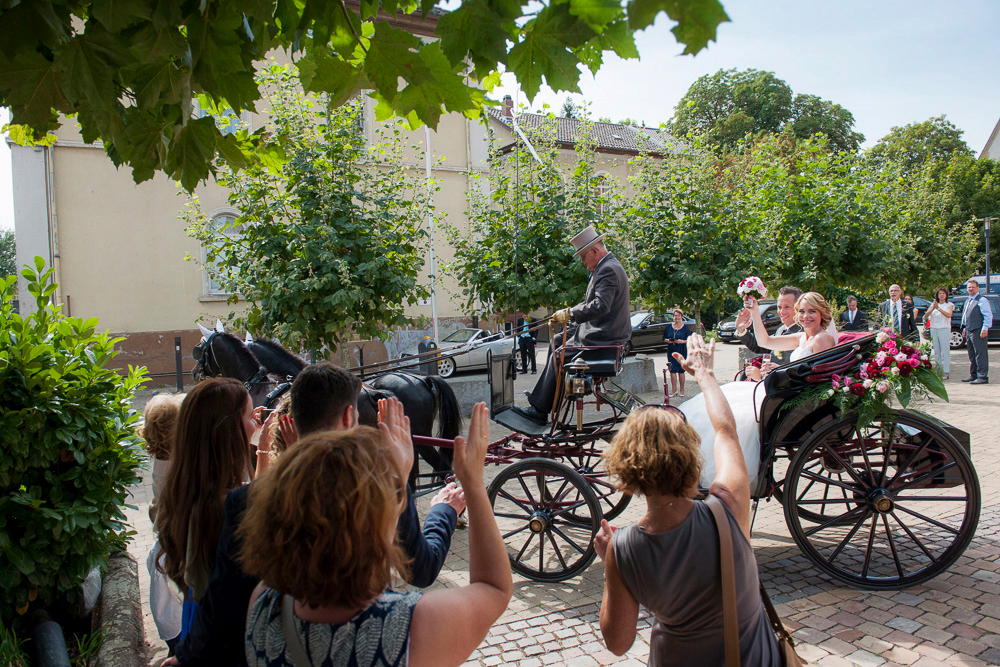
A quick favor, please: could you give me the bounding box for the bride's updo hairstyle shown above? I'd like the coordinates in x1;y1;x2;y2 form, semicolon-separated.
795;292;832;329
604;407;703;498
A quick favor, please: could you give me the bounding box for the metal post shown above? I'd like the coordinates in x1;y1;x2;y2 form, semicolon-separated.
424;126;439;345
174;336;184;393
986;218;994;295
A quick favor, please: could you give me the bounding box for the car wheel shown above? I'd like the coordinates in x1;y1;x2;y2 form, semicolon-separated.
622;341;632;357
950;330;966;349
437;356;456;378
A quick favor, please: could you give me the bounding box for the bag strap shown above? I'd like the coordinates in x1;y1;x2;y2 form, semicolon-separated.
706;495;741;667
281;594;313;666
759;582;798;648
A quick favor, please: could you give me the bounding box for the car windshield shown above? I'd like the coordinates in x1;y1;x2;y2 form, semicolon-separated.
630;312;649;327
443;329;480;343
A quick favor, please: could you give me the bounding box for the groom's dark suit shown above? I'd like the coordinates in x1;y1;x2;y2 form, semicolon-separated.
839;308;868;331
738;322;803;366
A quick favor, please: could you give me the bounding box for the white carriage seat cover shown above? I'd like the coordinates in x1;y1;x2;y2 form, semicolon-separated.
680;381;765;490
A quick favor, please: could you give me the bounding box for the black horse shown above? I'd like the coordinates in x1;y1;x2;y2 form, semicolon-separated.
191;331;282;408
244;336;461;485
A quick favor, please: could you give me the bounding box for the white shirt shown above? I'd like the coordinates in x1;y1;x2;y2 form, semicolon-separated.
929;303;952;329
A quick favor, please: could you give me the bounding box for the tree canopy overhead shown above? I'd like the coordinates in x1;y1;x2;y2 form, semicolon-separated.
670;68;864;152
867;115;972;174
0;0;729;191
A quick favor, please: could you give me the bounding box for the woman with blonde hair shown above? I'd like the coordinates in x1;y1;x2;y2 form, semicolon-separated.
241;402;512;666
596;335;780;665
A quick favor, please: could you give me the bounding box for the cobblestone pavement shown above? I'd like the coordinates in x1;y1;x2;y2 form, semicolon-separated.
127;342;1000;666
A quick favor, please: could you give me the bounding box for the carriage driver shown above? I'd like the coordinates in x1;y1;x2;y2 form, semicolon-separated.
513;225;631;425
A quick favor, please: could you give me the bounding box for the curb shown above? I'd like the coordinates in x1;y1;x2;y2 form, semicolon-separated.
93;551;146;667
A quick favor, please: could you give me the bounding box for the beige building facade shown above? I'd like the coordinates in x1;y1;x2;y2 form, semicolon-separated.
9;30;673;378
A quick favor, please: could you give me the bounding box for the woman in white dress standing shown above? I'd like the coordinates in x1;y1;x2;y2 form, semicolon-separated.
681;291;838;489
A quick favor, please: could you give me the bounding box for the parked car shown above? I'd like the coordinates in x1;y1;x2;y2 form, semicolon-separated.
947;295;1000;349
399;328;515;377
624;311;698;355
715;301;783;343
952;274;1000;296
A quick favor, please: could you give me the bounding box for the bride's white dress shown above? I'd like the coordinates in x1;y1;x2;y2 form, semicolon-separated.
680;338;813;489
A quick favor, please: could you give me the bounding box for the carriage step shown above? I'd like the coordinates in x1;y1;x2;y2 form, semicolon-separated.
492;407;551;436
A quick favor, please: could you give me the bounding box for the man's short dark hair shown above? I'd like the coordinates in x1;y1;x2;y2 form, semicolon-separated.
846;296;858;304
290;363;362;436
968;279;980;288
778;286;803;300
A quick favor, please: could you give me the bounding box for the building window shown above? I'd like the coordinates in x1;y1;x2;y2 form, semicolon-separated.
192;100;252;136
595;172;612;215
203;211;241;296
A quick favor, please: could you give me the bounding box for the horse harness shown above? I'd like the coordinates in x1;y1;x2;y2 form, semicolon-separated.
193;330;276;396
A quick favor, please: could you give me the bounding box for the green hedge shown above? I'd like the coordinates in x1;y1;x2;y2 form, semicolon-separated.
0;259;146;623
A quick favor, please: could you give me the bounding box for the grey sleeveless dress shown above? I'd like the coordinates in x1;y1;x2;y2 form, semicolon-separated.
612;499;780;666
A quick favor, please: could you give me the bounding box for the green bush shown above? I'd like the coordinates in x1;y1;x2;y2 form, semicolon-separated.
0;259;146;624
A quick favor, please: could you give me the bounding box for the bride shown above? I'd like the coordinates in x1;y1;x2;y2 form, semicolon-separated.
679;292;837;489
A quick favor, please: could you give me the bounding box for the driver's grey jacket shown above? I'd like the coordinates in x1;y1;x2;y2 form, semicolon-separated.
568;252;631;346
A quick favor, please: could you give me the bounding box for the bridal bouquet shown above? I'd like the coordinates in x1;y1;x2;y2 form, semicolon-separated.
737;276;767;301
826;328;947;427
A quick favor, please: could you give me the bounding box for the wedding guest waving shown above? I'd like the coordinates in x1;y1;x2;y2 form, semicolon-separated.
926;287;954;379
662;309;692;397
595;335;780;665
241;402;511;666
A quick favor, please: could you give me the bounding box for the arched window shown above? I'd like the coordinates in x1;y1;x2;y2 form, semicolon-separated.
202;209;241;297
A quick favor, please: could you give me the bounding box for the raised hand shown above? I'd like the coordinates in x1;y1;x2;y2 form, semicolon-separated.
431;481;467;514
593;519;617;563
735;308;752;331
277;415;298;449
453;402;489;488
378;397;414;477
674;334;715;378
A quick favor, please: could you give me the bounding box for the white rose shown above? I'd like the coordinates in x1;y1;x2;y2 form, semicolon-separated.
891;367;900;376
863;379;874;388
876;332;888;343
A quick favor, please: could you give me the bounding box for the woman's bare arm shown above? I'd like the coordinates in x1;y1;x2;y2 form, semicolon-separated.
676;336;751;538
749;298;800;352
599;542;640;655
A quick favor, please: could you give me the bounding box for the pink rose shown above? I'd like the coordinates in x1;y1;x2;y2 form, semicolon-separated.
876;381;889;393
894;352;907;363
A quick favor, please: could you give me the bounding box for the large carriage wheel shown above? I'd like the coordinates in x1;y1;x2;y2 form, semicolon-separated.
565;445;631;521
784;410;980;590
487;458;601;582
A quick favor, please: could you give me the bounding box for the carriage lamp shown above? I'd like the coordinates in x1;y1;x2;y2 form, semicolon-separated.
566;359;592;430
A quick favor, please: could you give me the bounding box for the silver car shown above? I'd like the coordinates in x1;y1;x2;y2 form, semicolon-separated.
401;328;516;377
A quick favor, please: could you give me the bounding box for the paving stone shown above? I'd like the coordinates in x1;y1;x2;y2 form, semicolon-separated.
846;649;885;666
888;617;925;634
949;622;984;640
881;647;920;665
893;593;927;606
820;637;858;657
945;636;988;656
915;625;955;644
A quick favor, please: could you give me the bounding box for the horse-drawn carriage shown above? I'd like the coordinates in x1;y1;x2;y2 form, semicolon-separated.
409;330;980;591
193;325;980;591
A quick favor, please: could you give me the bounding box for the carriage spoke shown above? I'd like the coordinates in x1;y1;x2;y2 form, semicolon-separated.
881;513;905;578
827;510;872;563
800;469;860;493
895;505;961;535
546;478;572;510
538;528;545;572
856;427;877;486
892;461;958;491
502;524;533;540
549;498;590;519
892;496;967;502
515;533;535;562
887;440;931;488
890;511;939;563
820;440;868;488
516;474;540;510
861;514;879;579
549;524;589;555
879;431;894;481
546;532;569;570
796;477;817;503
805;507;866;537
496;489;535;516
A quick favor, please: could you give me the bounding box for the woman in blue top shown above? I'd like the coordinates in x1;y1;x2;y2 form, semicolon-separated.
662;309;692;397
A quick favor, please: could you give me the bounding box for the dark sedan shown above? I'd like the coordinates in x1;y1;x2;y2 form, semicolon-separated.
624;311;697;355
716;301;783;343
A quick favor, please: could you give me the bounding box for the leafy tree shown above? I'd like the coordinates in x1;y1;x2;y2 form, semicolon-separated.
867;116;972;175
787;94;864;153
449;116;624;316
0;0;729;191
671;68;863;153
626;141;749;330
183;65;430;354
0;230;14;278
0;259;146;624
560;97;579;119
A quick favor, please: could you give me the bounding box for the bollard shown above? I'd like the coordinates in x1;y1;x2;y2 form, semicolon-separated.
31;610;71;667
174;336;184;392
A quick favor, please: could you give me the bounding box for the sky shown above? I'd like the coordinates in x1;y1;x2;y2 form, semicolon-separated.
2;0;999;232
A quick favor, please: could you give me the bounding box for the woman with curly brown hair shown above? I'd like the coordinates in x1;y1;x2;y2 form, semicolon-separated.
240;402;510;667
156;377;260;639
595;335;779;666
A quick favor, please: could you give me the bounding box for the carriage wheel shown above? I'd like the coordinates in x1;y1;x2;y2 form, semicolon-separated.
565;446;631;521
487;458;601;582
784;410;980;590
437;357;456;378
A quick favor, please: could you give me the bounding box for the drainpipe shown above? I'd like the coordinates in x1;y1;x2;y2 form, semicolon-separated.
43;144;62;303
424;126;439;343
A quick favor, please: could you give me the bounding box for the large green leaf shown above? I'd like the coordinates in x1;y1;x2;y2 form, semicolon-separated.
298;48;366;107
91;0;152;33
165;116;217;190
627;0;729;54
569;0;624;31
53;26;131;107
363;22;426;102
435;0;517;71
508;4;595;99
0;51;73;126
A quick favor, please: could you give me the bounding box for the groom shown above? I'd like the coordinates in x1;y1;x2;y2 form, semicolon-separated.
735;285;803;368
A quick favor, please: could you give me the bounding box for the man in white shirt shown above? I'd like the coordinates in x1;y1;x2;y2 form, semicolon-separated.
961;279;993;385
838;296;867;331
878;284;916;340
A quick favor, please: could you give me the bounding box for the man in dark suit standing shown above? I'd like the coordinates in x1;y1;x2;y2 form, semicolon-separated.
734;285;803;368
839;296;868;331
878;284;916;341
514;225;631;424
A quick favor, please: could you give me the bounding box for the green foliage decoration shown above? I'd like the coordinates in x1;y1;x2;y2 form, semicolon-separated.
0;0;729;190
0;230;15;279
0;620;29;667
184;64;431;354
0;259;146;624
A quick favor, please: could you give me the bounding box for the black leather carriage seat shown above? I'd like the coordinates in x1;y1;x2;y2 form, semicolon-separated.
560;344;622;378
763;333;877;396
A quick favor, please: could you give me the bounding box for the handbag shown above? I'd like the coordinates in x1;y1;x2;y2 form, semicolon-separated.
706;496;806;667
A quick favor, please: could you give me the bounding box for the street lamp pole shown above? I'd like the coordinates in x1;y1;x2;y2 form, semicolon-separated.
976;217;995;295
